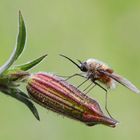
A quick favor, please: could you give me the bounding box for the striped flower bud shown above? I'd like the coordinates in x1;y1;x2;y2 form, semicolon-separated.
26;72;118;127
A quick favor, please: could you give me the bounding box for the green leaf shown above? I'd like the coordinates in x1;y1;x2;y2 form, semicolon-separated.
0;87;40;121
0;11;26;75
15;10;26;60
14;54;47;71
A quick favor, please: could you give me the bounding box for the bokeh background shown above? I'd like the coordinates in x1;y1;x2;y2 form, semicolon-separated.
0;0;140;140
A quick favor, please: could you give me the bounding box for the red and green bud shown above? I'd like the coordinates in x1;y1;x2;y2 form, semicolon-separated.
27;72;118;127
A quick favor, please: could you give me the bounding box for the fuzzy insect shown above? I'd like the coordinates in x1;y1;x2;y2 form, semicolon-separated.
60;54;140;117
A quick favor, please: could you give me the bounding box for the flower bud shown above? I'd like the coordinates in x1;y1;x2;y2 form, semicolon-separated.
27;72;118;127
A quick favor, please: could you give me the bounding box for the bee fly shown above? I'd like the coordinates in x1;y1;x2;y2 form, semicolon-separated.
60;54;140;118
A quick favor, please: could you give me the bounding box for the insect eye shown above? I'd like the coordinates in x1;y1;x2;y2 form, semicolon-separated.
80;64;87;72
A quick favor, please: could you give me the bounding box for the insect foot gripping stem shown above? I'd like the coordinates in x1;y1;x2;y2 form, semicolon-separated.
26;72;118;127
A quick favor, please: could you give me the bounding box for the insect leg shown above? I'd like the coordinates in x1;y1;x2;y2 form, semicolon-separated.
56;73;85;81
83;82;93;92
77;78;89;88
85;84;96;94
93;81;113;119
93;81;107;92
64;73;86;81
65;74;91;90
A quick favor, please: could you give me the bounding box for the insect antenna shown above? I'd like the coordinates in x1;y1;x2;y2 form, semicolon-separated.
59;54;81;70
77;59;82;64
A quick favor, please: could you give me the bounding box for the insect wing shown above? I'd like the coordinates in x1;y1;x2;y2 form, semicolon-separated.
99;70;140;94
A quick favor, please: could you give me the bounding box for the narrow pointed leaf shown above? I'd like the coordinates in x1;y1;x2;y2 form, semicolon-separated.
14;10;26;60
0;11;26;75
14;54;47;71
0;86;40;121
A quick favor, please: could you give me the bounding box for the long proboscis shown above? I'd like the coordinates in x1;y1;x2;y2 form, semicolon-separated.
59;54;81;70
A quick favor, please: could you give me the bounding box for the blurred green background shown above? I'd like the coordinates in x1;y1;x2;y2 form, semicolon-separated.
0;0;140;140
